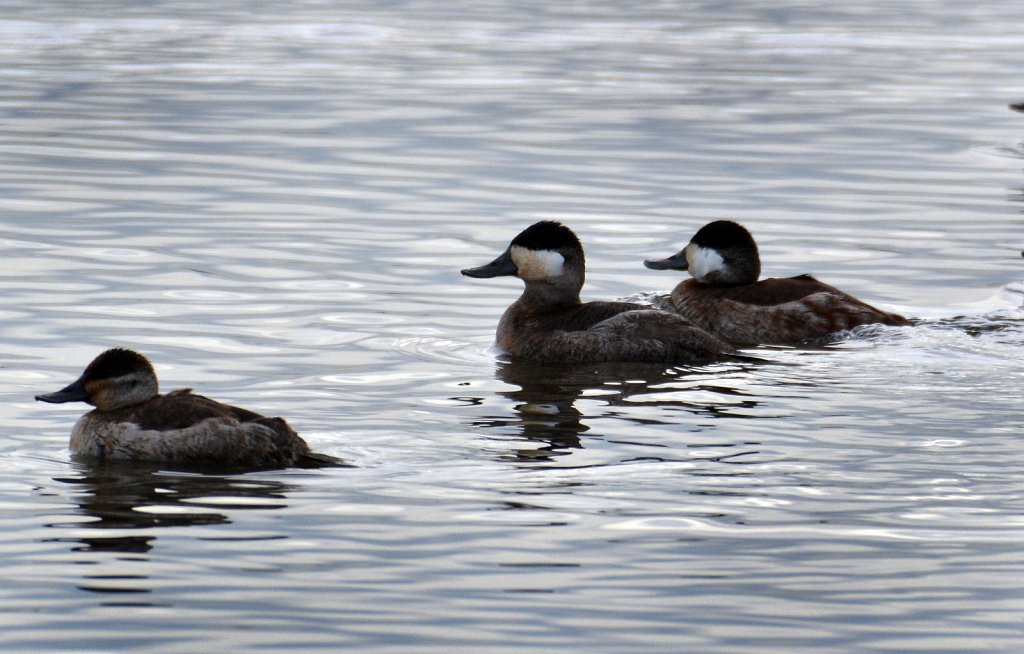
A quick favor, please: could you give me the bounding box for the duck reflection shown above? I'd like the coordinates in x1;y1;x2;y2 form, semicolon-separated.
50;460;296;554
473;359;763;462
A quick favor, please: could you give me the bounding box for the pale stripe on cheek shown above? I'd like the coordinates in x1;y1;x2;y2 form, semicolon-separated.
686;244;725;281
511;246;565;280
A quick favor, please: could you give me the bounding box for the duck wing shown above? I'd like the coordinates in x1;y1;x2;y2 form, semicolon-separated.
116;389;266;431
505;309;735;365
714;275;838;306
91;390;317;467
588;309;736;363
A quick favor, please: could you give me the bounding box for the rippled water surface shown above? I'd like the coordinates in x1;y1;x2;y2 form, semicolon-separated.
2;1;1024;652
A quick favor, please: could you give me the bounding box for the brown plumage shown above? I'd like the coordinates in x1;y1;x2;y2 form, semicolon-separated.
35;348;343;469
645;220;910;345
462;221;738;365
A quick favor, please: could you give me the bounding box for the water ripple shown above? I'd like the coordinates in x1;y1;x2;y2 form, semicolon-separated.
3;2;1024;653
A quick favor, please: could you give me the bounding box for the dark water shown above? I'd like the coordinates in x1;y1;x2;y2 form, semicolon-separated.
1;2;1023;652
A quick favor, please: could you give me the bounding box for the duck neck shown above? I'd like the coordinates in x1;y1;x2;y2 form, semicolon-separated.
517;281;582;310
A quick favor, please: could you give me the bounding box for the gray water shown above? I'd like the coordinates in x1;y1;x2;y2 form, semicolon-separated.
2;1;1023;652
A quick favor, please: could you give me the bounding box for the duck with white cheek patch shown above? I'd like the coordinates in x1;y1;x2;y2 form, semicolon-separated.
644;220;910;345
35;348;346;469
461;220;739;365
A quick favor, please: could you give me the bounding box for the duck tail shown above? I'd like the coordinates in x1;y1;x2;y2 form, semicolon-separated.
724;352;771;366
296;451;353;469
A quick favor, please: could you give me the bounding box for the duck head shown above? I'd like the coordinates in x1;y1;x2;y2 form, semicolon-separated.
461;221;587;304
644;220;760;286
35;348;159;411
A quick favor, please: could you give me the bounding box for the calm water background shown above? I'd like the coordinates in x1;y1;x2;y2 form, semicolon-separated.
1;1;1023;652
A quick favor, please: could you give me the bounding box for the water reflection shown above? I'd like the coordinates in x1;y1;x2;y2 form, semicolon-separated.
473;359;765;462
49;461;295;554
6;0;1024;649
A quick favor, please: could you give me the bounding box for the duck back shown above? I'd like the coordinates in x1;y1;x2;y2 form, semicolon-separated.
70;389;313;468
670;275;909;345
497;300;735;364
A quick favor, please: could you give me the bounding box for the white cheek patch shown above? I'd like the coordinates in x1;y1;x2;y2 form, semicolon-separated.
685;243;725;282
510;246;565;281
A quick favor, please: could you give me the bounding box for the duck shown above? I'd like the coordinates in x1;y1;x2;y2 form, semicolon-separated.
643;220;910;345
460;220;738;364
35;348;343;469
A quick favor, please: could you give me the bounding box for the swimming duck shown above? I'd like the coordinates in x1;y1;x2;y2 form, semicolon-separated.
461;220;738;364
35;348;342;469
643;220;910;345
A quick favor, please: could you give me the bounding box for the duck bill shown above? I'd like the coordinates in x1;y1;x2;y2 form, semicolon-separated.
643;249;689;271
461;249;518;278
35;375;90;404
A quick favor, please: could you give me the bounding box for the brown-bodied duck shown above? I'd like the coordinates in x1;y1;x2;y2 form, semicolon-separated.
644;220;909;345
36;348;342;469
461;220;738;364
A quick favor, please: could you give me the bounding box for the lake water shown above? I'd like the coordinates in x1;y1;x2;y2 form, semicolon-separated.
1;1;1023;652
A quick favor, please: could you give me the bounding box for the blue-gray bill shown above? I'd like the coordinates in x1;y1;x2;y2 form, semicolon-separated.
35;376;89;404
461;249;517;278
643;249;689;271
